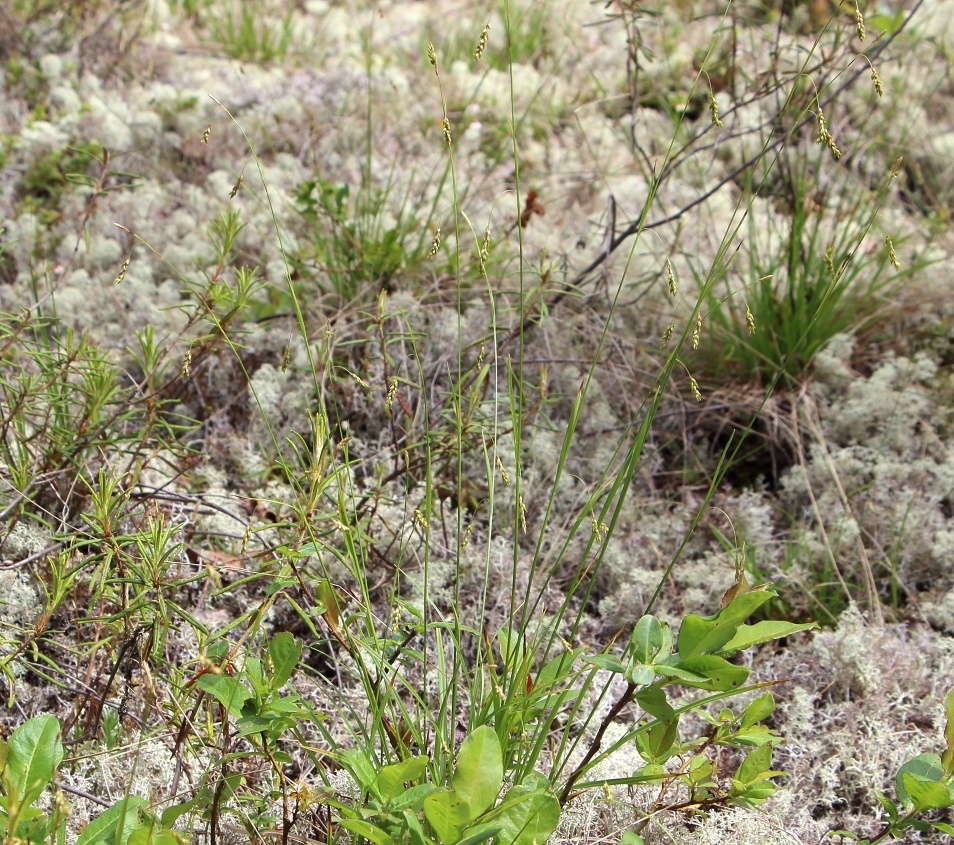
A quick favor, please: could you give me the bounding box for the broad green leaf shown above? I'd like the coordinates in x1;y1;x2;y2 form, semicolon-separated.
492;777;560;845
495;629;526;670
900;773;953;812
582;654;625;674
629;616;668;663
340;748;379;796
677;590;775;658
535;649;583;691
6;715;63;808
196;675;251;718
931;821;954;836
391;782;441;812
159;798;198;829
741;693;775;729
267;633;302;689
377;756;429;801
75;796;148;845
736;743;774;786
621;834;645;845
663;655;749;691
942;688;954;777
635;686;675;723
635;719;679;764
338;819;395;845
424;790;470;844
403;807;433;845
896;754;945;808
719;620;817;655
457;822;503;845
452;727;502;818
127;826;181;845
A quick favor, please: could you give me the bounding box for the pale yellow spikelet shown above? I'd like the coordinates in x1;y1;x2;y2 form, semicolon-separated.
590;513;609;545
441;117;452;147
475;340;486;370
815;107;841;161
182;346;193;380
825;244;837;280
426;41;438;72
708;90;724;128
689;375;702;402
666;257;677;297
871;67;884;98
745;303;756;335
891;156;903;178
519;497;528;533
385;377;398;417
886;236;901;270
427;227;441;258
113;253;131;285
474;23;490;62
478;225;492;274
281;346;291;372
495;454;512;485
855;2;866;42
461;522;473;548
200;124;212;145
692;313;702;350
660;320;675;348
229;173;243;199
414;508;427;529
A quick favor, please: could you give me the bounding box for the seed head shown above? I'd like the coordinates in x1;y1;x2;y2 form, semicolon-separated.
666;257;677;298
200;124;212;145
474;23;490;62
113;253;131;285
229;173;244;198
689;375;702;402
692;313;702;350
871;67;884;98
815;107;841;161
426;42;438;71
660;321;675;348
441;117;452;147
427;227;441;258
745;303;756;335
855;2;866;41
496;454;512;485
886;236;901;271
708;91;724;127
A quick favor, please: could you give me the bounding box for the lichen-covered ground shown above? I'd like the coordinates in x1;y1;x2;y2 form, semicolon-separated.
2;0;954;843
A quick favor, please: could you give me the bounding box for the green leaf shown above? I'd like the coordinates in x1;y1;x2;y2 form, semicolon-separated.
452;727;502;819
127;827;181;845
942;688;954;778
629;616;669;664
377;756;429;801
267;633;301;689
75;797;148;845
635;686;675;724
896;754;945;808
635;719;679;764
492;777;560;845
196;675;251;717
677;590;775;658
719;620;817;654
340;748;380;796
159;799;198;829
662;655;749;691
457;822;503;845
582;654;625;674
390;782;441;813
736;743;774;786
424;790;470;844
741;693;775;729
5;715;63;808
900;773;953;812
338;818;396;845
535;649;583;691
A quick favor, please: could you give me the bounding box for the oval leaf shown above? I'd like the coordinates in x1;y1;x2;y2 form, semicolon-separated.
6;715;63;808
452;727;502;818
